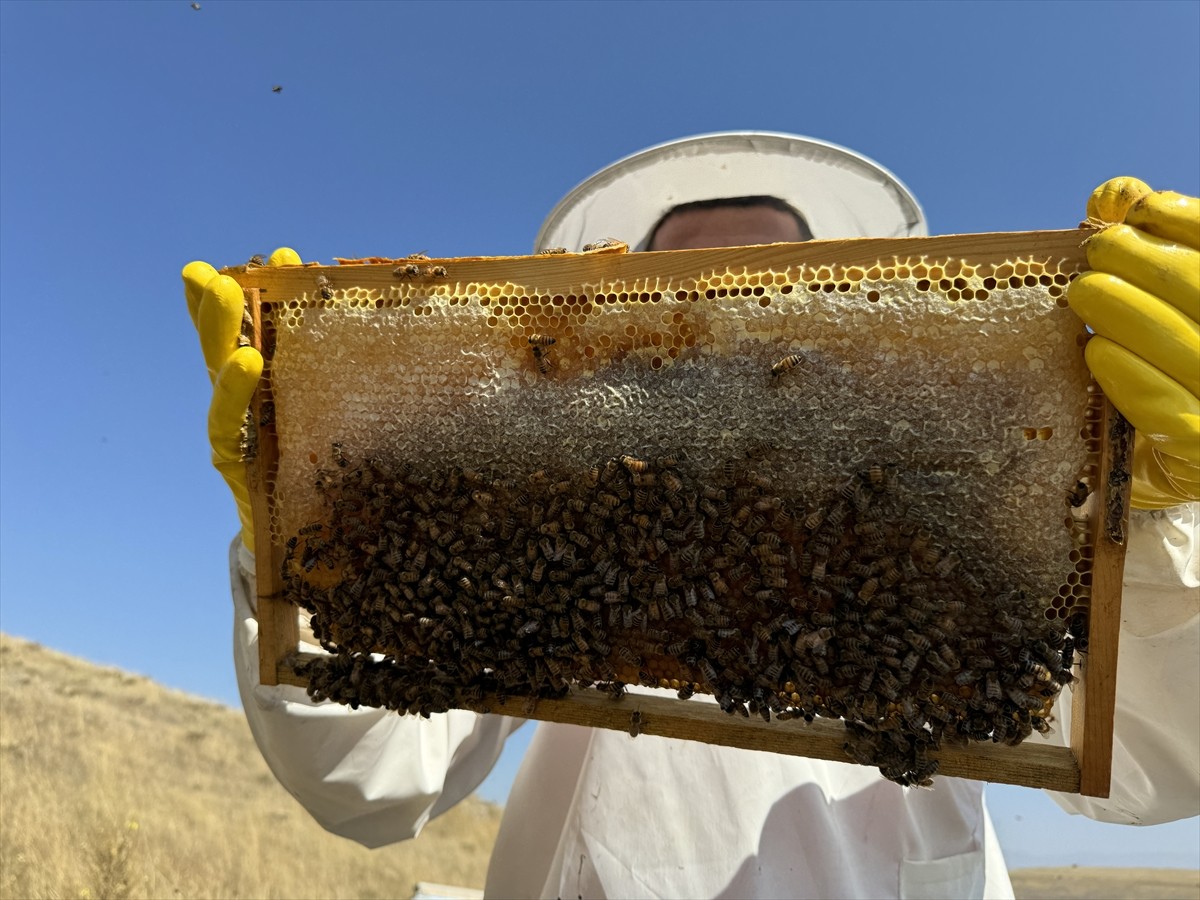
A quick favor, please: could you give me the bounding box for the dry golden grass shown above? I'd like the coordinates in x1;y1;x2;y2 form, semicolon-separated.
3;633;1196;900
1010;867;1200;900
0;633;500;900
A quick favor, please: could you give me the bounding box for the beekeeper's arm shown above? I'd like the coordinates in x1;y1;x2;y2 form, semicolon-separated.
183;256;524;849
1050;180;1200;824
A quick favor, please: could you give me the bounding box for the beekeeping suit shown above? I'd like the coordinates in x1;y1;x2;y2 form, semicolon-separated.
185;133;1200;900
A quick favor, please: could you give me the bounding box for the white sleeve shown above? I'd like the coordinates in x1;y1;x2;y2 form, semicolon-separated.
1047;504;1200;825
229;540;526;849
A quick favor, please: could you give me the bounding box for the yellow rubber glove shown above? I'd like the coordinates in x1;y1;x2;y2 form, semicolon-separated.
1070;179;1200;509
182;248;302;552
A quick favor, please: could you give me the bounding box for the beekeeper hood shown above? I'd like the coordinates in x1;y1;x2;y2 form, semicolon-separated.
535;131;928;252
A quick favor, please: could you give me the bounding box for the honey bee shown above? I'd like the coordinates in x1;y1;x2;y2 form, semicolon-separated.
316;275;333;300
1066;481;1090;508
246;254;266;268
621;455;648;473
582;237;625;252
426;265;448;278
271;85;282;94
528;334;556;347
393;263;423;278
770;354;805;378
407;251;430;260
538;247;568;255
933;554;960;577
627;710;644;737
531;344;554;374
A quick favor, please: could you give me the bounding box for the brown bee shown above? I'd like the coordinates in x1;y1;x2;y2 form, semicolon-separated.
425;265;448;278
531;344;554;374
621;455;648;473
246;254;266;268
538;247;568;255
1066;481;1091;508
393;263;422;278
316;274;333;300
528;334;556;347
582;237;625;252
407;251;430;260
770;354;805;378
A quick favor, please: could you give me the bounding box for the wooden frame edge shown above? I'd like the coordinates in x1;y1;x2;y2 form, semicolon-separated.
245;286;295;687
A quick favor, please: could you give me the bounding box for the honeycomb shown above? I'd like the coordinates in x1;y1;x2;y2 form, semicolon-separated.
236;235;1105;787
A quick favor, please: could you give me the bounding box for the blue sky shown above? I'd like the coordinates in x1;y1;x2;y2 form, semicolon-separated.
1;0;1197;871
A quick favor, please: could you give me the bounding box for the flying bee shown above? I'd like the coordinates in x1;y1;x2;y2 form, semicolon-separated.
316;274;333;300
770;354;805;378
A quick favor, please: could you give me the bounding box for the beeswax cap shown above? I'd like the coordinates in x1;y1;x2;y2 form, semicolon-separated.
536;131;927;251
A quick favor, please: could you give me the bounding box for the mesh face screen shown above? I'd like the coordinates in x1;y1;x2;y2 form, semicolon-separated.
240;235;1104;786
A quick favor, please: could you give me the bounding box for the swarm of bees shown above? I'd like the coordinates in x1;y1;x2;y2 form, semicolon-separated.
285;444;1079;788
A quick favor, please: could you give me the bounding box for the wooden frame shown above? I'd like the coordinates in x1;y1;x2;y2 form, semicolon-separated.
236;230;1129;797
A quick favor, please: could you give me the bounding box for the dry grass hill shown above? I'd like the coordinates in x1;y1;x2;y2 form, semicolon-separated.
1;633;1196;900
0;634;499;899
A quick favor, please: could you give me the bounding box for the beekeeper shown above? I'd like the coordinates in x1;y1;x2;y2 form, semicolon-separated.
183;133;1199;900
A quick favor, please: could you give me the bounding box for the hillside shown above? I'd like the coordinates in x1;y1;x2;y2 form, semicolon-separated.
1;634;1196;900
0;634;499;900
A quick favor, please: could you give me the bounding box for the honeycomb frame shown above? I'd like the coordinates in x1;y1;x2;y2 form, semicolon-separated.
230;230;1130;796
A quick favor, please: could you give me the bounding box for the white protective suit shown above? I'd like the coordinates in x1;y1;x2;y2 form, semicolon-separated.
232;505;1198;900
230;134;1198;898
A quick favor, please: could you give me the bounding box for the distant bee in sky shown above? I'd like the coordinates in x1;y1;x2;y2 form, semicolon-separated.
190;1;201;8
271;85;283;94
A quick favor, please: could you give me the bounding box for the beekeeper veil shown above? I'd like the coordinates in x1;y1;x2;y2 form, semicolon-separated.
535;131;928;252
